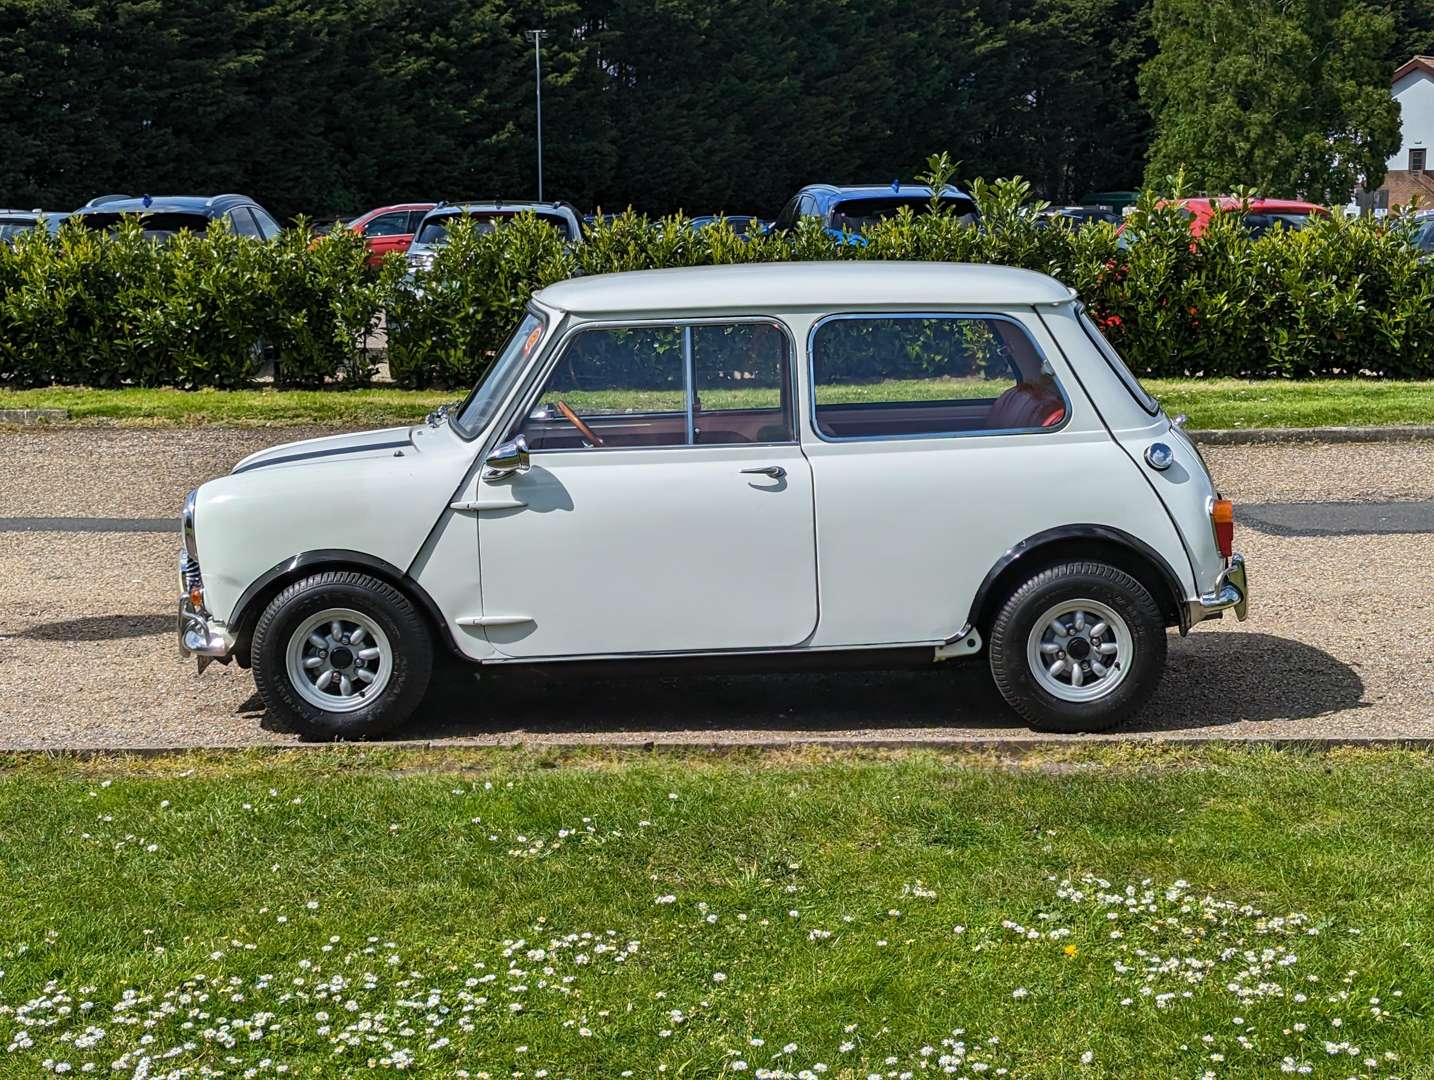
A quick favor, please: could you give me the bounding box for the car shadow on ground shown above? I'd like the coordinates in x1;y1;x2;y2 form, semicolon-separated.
260;630;1367;742
18;613;174;641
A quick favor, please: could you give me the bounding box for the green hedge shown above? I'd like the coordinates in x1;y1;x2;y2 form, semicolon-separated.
0;221;397;389
3;170;1433;391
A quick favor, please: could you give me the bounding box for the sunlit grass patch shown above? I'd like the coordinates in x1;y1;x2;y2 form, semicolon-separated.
0;747;1429;1078
2;380;1433;430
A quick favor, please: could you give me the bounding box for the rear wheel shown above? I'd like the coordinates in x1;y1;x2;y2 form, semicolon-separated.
252;571;433;740
988;561;1166;733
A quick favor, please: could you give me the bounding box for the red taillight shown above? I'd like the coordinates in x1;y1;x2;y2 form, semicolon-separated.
1211;498;1234;559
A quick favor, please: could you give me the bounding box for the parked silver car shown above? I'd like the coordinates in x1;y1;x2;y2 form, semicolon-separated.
405;201;583;273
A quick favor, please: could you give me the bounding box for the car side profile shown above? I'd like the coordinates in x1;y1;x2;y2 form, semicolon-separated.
773;183;979;242
346;203;435;266
179;262;1247;739
67;194;283;242
1166;196;1329;238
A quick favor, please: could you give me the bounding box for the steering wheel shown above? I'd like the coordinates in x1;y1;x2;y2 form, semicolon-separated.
555;399;605;447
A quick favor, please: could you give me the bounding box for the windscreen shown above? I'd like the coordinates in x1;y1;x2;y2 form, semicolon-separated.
828;195;978;232
75;212;213;241
416;211;575;246
1242;212;1316;238
452;312;547;438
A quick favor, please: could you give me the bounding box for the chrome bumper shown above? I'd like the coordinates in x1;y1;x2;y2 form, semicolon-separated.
1187;553;1248;626
178;553;232;672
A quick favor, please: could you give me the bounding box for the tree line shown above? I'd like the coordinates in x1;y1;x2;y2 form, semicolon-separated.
1;0;1431;220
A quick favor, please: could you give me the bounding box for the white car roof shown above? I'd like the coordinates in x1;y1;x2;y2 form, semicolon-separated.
533;262;1073;316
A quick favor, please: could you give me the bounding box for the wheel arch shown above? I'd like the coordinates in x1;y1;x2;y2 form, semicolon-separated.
227;549;464;667
967;525;1189;636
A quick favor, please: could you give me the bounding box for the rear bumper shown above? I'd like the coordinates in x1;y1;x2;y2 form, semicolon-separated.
1186;553;1248;626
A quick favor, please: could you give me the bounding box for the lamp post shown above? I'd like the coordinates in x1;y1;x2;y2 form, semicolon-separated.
525;29;550;200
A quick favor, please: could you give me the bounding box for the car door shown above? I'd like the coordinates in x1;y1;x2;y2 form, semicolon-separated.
476;319;818;658
800;310;1137;648
363;211;413;264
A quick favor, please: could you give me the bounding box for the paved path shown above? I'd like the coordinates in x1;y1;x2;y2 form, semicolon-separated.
1;430;1431;748
0;516;175;533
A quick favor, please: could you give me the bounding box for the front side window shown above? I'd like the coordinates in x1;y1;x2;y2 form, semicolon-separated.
364;212;410;237
519;322;794;451
809;315;1066;439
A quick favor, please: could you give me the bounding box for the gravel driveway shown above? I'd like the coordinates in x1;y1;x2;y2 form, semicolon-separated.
0;428;1430;748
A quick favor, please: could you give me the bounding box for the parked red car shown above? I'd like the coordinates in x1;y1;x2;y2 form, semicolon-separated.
347;203;435;266
1166;197;1330;238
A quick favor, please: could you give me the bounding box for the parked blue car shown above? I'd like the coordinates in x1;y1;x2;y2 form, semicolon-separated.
772;182;979;243
65;194;283;242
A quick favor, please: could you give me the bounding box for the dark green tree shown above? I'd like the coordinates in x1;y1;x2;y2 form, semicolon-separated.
1139;0;1402;202
1379;0;1434;62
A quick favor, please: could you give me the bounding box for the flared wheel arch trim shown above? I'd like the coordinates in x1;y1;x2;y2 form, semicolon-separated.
966;524;1190;636
229;549;466;666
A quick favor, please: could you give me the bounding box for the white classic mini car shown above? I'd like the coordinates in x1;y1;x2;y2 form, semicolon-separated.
179;262;1247;738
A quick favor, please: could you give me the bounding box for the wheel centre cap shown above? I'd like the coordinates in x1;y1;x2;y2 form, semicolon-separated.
1066;637;1092;661
328;646;354;669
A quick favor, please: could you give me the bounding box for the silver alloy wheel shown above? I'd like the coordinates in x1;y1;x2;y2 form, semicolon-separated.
285;607;393;713
1025;598;1132;703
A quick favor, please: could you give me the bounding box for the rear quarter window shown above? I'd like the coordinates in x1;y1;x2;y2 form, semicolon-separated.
1076;308;1159;416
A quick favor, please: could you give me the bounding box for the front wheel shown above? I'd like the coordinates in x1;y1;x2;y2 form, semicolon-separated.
252;571;433;740
988;561;1167;733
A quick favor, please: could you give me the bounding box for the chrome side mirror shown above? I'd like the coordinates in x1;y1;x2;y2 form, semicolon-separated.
483;434;530;480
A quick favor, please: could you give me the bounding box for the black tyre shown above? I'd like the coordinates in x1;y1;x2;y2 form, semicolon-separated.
988;560;1167;733
252;571;433;740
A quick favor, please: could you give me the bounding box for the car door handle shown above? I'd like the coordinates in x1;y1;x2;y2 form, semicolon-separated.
741;465;786;479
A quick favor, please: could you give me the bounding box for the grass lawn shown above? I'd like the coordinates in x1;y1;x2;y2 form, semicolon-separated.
1;379;1431;430
0;745;1429;1078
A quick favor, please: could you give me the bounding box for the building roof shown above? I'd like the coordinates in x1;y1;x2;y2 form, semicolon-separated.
1394;55;1434;82
533;262;1073;316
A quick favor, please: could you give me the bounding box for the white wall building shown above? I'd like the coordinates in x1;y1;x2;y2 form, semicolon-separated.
1378;56;1434;209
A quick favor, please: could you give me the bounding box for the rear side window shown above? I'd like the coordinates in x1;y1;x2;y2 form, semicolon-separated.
228;209;262;238
250;207;282;239
808;315;1066;439
1076;308;1159;415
